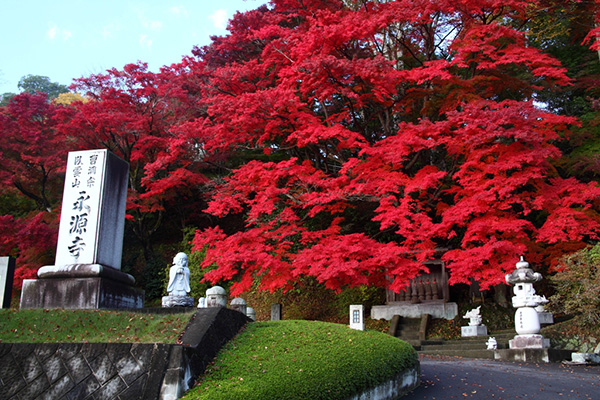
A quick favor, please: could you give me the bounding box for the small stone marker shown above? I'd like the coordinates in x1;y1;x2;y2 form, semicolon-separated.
230;297;247;315
349;304;365;331
0;256;16;308
206;286;227;307
20;149;144;309
246;307;256;321
271;304;282;321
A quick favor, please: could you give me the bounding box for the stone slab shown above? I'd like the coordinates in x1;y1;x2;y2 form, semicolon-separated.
19;277;144;309
461;325;488;337
0;256;15;308
371;302;458;320
37;264;135;285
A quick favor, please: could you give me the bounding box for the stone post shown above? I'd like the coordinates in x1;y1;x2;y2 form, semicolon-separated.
0;256;15;308
271;304;282;321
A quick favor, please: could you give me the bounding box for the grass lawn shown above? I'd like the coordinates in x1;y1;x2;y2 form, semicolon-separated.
183;320;418;400
0;308;195;343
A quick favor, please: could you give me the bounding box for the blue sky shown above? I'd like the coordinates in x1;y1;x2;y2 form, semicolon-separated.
0;0;265;94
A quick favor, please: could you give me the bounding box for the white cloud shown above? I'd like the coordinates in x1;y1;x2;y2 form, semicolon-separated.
209;9;228;30
48;25;58;40
47;25;72;41
139;34;152;49
148;20;163;31
170;5;188;17
102;24;118;40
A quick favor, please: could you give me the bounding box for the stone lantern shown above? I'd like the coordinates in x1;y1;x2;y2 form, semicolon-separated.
505;256;549;349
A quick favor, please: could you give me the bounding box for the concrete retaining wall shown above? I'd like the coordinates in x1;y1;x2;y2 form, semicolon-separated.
0;307;250;400
348;365;420;400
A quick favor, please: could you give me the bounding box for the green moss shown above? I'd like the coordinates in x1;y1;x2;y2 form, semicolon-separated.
184;320;417;400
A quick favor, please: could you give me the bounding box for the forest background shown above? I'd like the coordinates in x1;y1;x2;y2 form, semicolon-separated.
1;0;600;312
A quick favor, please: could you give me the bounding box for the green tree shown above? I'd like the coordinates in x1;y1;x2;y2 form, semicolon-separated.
18;75;69;99
0;93;16;106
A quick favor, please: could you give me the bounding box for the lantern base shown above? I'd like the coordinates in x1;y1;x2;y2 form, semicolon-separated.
509;334;550;349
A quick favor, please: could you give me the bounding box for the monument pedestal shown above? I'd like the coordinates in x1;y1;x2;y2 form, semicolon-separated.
509;334;550;349
20;276;144;309
162;295;194;308
461;325;488;337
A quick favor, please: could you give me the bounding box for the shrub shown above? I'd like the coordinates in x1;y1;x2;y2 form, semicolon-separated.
185;320;418;400
548;244;600;327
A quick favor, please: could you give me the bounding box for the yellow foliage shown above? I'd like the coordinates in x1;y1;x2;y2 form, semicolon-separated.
53;92;88;105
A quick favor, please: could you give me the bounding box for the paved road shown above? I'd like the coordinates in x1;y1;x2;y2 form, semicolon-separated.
407;355;600;399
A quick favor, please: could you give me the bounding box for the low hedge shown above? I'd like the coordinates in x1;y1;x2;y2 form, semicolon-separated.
184;320;418;400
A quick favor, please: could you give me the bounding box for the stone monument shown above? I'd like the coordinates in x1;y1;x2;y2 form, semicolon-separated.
246;306;256;321
20;149;144;309
461;306;488;337
350;304;365;331
0;256;16;308
162;252;194;307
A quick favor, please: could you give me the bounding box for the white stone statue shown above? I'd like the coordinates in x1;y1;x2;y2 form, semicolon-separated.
162;252;194;307
167;252;191;296
486;337;498;350
464;306;483;326
197;297;206;308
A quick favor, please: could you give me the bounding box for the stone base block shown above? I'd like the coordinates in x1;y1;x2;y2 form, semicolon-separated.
538;312;554;325
509;334;550;349
371;302;458;320
162;295;194;308
19;277;144;309
495;348;573;363
461;325;488;337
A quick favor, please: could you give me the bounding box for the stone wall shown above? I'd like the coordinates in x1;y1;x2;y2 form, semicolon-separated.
0;307;250;400
0;342;176;399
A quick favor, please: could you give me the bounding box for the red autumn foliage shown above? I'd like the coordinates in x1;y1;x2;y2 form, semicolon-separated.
2;1;600;298
187;0;600;295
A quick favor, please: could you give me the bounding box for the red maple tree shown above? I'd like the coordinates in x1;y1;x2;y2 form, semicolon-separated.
0;92;67;285
61;62;209;261
184;0;600;295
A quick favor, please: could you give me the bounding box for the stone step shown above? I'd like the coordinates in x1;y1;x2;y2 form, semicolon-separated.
422;342;509;351
418;348;496;360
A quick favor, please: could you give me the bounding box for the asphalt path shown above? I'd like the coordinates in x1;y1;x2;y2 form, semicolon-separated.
407;355;600;399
